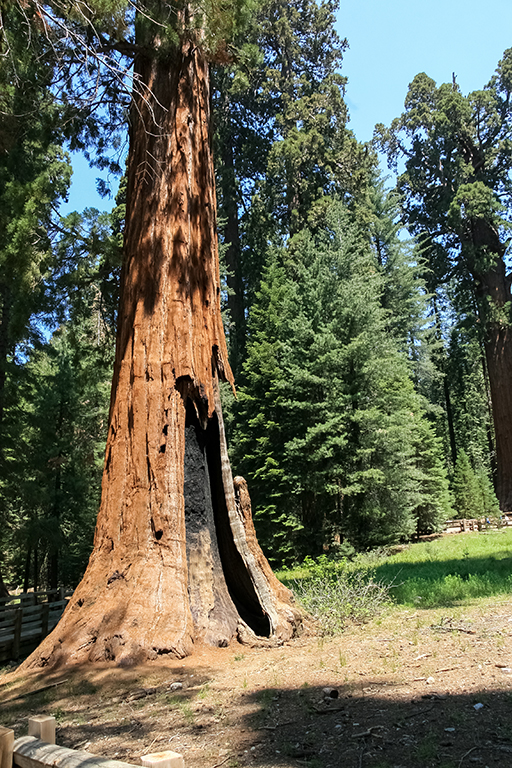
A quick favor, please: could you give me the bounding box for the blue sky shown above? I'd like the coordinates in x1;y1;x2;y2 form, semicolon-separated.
63;0;512;212
340;0;512;142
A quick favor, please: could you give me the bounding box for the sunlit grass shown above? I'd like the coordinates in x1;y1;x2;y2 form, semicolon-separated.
375;529;512;607
277;528;512;619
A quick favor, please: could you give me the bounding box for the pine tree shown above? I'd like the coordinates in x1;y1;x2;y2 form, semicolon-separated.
213;0;372;374
0;4;71;593
452;450;485;519
233;201;452;563
0;204;120;592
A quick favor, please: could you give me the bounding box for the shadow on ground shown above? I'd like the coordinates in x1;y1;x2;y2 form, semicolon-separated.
2;663;511;768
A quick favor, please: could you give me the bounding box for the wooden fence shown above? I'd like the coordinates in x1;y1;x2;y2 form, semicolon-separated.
0;717;184;768
0;590;71;663
444;514;511;534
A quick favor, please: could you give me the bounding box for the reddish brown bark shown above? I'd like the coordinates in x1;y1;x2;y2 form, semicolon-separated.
23;36;300;668
476;258;512;510
468;221;512;510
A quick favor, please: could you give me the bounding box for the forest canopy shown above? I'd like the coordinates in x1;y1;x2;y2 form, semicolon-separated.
0;0;509;608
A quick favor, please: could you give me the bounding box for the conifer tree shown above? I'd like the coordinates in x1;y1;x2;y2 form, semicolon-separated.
451;450;499;520
376;50;512;509
233;201;452;563
7;0;301;668
213;0;372;374
0;4;71;593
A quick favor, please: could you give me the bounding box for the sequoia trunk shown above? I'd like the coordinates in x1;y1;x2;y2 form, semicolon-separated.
470;221;512;510
24;35;299;668
477;258;512;510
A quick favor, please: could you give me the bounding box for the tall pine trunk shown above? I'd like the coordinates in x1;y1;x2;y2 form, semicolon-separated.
477;259;512;510
219;92;246;377
24;34;299;668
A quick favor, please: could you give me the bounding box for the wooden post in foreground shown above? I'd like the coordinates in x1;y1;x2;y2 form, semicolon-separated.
0;727;14;768
141;752;185;768
28;717;56;744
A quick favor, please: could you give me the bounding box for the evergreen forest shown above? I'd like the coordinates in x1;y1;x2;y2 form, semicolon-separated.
1;0;510;596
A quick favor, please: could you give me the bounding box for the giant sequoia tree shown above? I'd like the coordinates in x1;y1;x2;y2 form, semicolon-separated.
14;0;299;668
376;49;512;509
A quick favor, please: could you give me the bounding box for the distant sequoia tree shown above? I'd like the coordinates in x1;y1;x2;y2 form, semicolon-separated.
4;0;301;667
376;49;512;511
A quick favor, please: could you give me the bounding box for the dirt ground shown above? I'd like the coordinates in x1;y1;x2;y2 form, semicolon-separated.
1;600;512;768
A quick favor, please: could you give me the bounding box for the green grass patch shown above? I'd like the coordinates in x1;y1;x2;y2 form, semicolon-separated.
278;529;512;622
375;529;512;607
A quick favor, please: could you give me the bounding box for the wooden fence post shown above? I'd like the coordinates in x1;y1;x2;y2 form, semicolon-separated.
141;752;185;768
28;717;56;745
12;609;22;661
0;727;14;768
41;604;49;638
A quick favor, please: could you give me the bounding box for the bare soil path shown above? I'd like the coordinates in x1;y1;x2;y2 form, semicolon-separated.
1;600;512;768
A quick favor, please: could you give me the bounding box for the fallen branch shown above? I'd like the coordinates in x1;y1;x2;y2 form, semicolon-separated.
353;726;383;739
209;756;231;768
398;704;436;721
431;624;476;635
312;705;346;714
458;746;479;767
258;721;296;730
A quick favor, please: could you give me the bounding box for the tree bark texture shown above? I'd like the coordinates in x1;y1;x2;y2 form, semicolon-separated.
23;38;300;668
469;221;512;510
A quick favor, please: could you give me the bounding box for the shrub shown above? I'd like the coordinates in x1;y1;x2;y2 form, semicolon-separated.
290;556;391;634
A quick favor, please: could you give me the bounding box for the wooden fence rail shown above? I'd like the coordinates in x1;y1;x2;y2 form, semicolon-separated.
444;514;511;534
0;597;70;662
0;589;69;610
0;718;185;768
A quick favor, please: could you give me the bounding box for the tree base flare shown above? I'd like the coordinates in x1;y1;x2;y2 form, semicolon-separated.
22;459;302;669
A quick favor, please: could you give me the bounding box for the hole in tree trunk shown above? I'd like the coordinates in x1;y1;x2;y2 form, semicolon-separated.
184;401;270;638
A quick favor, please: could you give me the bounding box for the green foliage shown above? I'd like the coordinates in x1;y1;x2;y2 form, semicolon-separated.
375;47;512;322
3;296;114;590
451;450;499;520
0;199;119;589
213;0;374;375
452;450;482;519
445;326;493;472
373;529;512;607
289;555;391;634
232;200;452;564
376;49;512;509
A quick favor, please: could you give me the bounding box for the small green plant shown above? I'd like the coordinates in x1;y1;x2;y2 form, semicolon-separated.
234;653;245;661
416;735;438;760
291;558;391;634
180;702;195;724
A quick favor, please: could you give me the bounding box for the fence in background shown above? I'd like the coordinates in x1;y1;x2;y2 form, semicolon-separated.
0;590;71;662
